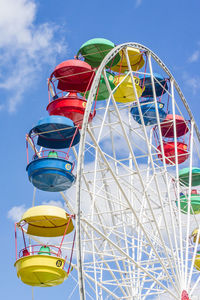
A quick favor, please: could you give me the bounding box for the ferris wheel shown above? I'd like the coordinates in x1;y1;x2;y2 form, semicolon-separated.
15;38;200;300
73;40;200;300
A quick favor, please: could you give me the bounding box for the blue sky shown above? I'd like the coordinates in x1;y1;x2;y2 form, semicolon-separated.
1;0;200;299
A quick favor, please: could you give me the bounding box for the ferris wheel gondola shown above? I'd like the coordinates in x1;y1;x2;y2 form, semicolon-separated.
26;115;78;192
14;205;75;287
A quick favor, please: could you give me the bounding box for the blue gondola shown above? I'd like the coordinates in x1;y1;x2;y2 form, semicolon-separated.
130;99;167;125
139;73;168;98
26;157;75;192
29;115;80;149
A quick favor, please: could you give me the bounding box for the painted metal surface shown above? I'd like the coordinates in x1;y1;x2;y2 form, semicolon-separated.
176;194;200;214
50;59;95;92
111;47;144;72
131;100;167;125
113;74;144;103
179;168;200;186
139;73;168;97
161;114;189;138
14;255;68;287
82;72;115;101
26;158;75;192
194;255;200;271
29;115;80;149
19;205;74;237
47;93;94;127
157;141;189;164
77;38;120;68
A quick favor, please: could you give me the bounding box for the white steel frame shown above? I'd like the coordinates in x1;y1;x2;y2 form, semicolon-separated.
73;43;200;299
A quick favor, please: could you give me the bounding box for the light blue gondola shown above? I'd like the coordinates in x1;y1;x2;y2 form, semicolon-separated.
130;99;167;125
29;115;80;149
26;157;75;192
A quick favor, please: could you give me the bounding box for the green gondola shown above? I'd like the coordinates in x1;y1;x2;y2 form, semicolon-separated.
81;72;115;100
176;193;200;214
77;38;120;68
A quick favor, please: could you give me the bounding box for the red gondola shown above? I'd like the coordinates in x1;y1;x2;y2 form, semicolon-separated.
157;142;189;165
47;92;94;128
49;59;95;93
160;114;189;138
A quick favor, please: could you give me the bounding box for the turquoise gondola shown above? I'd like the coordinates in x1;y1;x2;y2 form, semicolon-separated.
29;115;80;149
130;99;167;125
179;168;200;186
26;157;75;192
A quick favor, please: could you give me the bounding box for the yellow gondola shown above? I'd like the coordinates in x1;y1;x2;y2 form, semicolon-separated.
195;254;200;271
14;255;69;287
15;205;75;287
18;205;74;237
191;228;200;244
191;228;200;271
111;47;145;73
113;74;144;103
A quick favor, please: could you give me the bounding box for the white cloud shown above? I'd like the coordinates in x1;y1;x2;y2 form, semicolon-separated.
182;72;200;95
7;204;27;222
7;200;65;223
41;200;65;209
135;0;142;7
0;0;67;112
188;50;200;63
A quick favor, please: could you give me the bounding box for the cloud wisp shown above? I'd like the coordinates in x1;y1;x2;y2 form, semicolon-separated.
7;200;65;223
188;42;200;63
182;71;200;95
0;0;67;113
188;50;200;63
135;0;142;8
7;204;27;223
